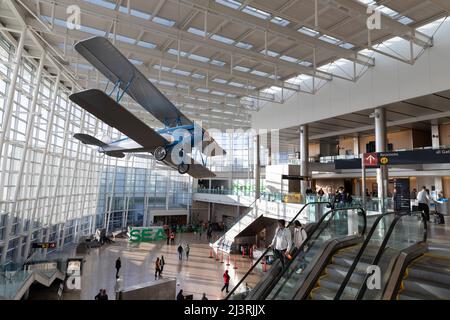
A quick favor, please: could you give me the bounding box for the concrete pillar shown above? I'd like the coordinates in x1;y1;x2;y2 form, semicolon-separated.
374;108;388;212
300;125;309;195
431;122;443;195
353;135;360;156
254;134;261;200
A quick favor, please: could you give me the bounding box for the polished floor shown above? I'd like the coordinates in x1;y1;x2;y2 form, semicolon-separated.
61;232;263;300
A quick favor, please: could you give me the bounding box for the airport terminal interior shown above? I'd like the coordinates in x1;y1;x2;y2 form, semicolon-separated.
1;0;450;301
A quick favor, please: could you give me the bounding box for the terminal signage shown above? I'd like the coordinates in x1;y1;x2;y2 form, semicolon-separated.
281;175;310;181
128;226;166;243
378;149;450;165
32;242;56;249
363;152;379;168
335;149;450;170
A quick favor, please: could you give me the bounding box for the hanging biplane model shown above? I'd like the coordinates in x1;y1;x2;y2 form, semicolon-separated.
69;37;226;178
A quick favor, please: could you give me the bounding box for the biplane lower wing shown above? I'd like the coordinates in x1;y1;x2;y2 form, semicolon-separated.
69;89;168;150
163;155;216;179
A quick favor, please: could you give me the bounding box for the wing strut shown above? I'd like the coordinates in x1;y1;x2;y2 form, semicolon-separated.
106;75;136;103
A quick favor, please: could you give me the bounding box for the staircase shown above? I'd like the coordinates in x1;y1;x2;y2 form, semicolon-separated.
212;199;313;253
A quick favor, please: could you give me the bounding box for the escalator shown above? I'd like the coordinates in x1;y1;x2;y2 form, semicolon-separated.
226;205;367;300
335;211;428;300
309;212;401;300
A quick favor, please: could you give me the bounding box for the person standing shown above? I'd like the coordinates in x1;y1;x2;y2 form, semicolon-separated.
199;227;202;240
100;289;108;300
94;289;102;300
155;257;161;280
291;221;308;254
268;219;292;270
221;270;231;294
115;257;121;278
160;255;165;274
417;186;431;222
185;244;190;260
201;293;208;300
177;289;185;300
317;188;324;198
170;232;175;245
177;244;184;260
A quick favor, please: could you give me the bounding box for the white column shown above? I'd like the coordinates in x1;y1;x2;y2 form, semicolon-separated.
353;135;360;156
431;122;443;195
374;108;388;212
254;134;260;200
300;125;309;196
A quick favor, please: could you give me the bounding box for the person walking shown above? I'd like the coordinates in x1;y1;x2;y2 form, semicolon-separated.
170;232;175;245
185;244;190;260
160;255;165;274
177;289;185;300
417;186;431;222
155;257;162;280
268;219;292;270
115;257;121;278
177;244;184;260
198;227;202;240
221;270;231;294
166;228;170;245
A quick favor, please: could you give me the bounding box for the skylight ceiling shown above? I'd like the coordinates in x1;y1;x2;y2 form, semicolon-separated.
6;0;447;128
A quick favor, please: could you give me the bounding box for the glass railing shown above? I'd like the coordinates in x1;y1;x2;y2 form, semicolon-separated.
334;210;425;300
0;270;33;299
226;205;366;300
262;207;366;300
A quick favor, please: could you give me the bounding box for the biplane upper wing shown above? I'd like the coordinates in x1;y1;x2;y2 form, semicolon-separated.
74;36;226;155
69;89;168;149
74;36;191;127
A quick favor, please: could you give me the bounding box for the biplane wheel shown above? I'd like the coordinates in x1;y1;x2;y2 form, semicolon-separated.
177;163;190;174
154;146;167;161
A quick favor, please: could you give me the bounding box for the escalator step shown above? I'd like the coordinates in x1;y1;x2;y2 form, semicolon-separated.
402;277;450;299
397;289;441;300
407;266;450;285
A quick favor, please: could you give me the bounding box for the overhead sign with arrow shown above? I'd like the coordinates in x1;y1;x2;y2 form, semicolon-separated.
363;152;379;168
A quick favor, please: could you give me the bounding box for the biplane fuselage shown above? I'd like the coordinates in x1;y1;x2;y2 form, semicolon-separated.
99;124;201;153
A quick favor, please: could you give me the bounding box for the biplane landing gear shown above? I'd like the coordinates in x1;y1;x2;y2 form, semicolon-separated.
177;163;189;174
154;146;167;161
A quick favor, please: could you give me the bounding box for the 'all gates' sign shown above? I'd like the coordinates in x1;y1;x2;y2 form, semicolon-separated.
128;226;167;243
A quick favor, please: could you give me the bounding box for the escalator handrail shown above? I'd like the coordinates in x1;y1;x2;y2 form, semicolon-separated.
224;200;333;299
261;206;366;300
355;211;427;300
